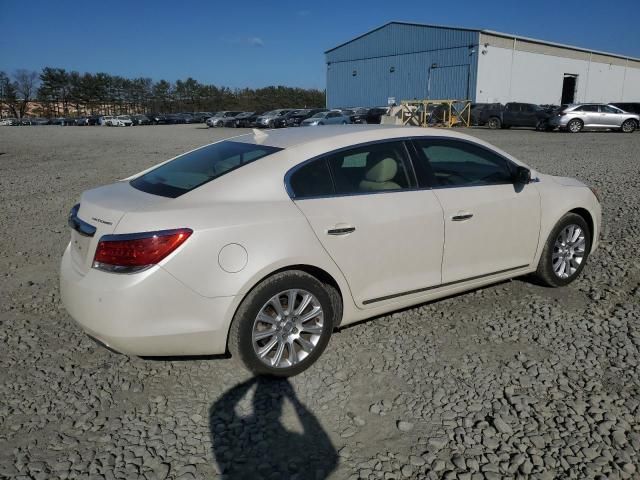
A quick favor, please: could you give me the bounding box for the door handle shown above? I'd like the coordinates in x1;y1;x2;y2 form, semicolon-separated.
451;212;473;221
327;225;356;235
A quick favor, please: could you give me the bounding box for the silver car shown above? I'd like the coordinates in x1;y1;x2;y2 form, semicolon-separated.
549;104;639;133
301;110;351;126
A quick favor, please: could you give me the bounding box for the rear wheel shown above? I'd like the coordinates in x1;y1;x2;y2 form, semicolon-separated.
533;213;591;287
621;119;637;133
487;117;501;129
567;119;583;133
228;270;339;377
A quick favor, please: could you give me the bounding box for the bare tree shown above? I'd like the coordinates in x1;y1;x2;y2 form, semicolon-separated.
12;69;39;118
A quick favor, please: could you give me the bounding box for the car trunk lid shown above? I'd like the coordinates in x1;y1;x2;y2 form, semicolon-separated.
69;181;170;275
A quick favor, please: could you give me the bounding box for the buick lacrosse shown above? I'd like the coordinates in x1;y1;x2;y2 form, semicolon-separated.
61;126;601;376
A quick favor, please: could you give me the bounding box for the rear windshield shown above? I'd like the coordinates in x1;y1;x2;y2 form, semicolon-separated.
130;141;282;198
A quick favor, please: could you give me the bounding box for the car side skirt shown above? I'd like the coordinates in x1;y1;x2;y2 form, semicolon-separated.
362;264;529;305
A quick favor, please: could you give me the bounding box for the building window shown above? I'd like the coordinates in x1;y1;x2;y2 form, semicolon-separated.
352;70;357;77
389;66;395;73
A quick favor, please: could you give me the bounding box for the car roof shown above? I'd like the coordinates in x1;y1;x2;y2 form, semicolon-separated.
229;124;490;149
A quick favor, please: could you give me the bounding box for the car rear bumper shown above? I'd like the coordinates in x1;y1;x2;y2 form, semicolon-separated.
60;244;234;356
548;116;569;127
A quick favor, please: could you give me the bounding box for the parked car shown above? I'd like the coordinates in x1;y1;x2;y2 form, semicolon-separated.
282;108;328;127
206;111;243;127
221;112;251;128
110;115;133;127
239;111;267;128
131;114;151;125
273;109;305;128
470;103;502;126
166;114;187;124
230;111;257;128
480;102;552;130
0;117;19;126
63;117;80;126
301;110;351;126
549;104;639;133
61;125;601;376
177;113;197;124
255;109;293;128
609;102;640;116
98;116;114;126
193;112;215;123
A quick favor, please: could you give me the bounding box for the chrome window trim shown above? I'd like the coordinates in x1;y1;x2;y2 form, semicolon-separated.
284;136;521;200
285;138;418;200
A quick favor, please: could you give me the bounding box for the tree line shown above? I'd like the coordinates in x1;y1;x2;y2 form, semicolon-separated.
0;67;326;118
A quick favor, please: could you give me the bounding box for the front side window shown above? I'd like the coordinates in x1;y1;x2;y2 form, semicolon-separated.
600;105;621;113
413;139;513;188
131;141;282;198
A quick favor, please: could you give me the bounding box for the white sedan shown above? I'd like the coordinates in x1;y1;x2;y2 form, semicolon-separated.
60;126;601;376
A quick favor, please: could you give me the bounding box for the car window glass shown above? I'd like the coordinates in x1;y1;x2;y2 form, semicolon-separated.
414;139;513;188
579;105;599;112
289;159;333;198
328;142;412;194
130;141;282;198
600;105;619;113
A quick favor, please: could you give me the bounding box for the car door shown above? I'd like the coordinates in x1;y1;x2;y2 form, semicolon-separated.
599;105;624;127
578;104;600;127
288;140;445;307
411;138;541;284
504;103;521;126
522;104;538;127
324;112;339;124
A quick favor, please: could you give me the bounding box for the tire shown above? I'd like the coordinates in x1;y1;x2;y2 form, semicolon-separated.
533;213;591;287
567;119;583;133
228;270;339;377
487;117;501;129
621;119;637;133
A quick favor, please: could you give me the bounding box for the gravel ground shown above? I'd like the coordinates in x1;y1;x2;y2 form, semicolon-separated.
1;125;639;480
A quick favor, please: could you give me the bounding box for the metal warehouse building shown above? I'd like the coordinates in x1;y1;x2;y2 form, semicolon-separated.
325;22;640;108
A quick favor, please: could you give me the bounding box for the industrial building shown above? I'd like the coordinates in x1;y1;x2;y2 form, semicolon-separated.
325;22;640;108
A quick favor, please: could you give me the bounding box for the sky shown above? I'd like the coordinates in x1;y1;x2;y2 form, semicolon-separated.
1;0;639;90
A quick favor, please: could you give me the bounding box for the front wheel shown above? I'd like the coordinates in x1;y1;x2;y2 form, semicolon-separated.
621;119;637;133
533;213;591;287
228;271;339;377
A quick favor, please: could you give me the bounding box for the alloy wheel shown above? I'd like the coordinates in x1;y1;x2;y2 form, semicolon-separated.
552;224;586;279
252;289;324;368
621;120;636;133
568;120;582;133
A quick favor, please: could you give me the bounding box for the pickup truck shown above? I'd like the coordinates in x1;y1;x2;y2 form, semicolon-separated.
478;102;552;130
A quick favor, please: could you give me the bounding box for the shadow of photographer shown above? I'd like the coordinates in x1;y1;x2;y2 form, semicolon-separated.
210;376;338;480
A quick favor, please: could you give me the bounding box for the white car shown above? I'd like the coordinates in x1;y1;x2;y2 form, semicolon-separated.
60;126;601;376
111;115;133;127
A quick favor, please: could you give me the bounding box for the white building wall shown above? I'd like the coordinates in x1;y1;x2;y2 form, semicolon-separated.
476;39;640;104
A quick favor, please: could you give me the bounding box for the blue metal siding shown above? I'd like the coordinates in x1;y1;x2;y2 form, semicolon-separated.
326;24;479;108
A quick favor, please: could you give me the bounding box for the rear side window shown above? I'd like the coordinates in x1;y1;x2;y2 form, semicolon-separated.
328;142;412;194
288;141;414;198
413;139;513;188
288;159;333;198
130;141;282;198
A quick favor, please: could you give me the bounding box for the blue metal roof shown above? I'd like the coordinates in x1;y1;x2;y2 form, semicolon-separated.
325;23;479;108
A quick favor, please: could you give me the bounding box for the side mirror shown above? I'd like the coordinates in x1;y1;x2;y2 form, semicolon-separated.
513;166;531;184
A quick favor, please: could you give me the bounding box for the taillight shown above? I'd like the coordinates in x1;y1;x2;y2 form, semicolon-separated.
93;228;192;273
